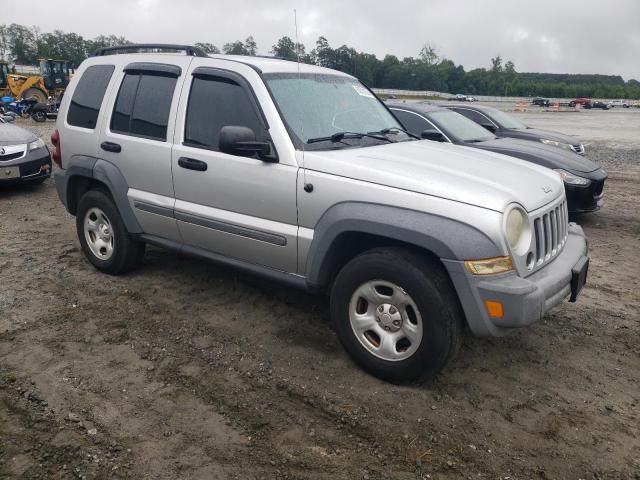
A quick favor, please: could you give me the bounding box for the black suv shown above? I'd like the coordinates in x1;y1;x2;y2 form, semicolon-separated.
389;102;607;213
444;103;586;155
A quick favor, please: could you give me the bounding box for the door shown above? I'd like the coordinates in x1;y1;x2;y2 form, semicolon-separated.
99;59;192;242
171;65;298;272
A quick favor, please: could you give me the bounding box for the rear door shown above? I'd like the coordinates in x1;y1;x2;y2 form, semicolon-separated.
98;57;192;242
171;60;298;272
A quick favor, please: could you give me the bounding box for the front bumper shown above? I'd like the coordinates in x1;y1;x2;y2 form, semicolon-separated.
565;169;607;213
0;153;52;184
566;181;605;213
443;223;589;337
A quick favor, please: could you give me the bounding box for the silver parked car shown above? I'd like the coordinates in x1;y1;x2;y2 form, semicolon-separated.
52;44;589;381
0;120;51;185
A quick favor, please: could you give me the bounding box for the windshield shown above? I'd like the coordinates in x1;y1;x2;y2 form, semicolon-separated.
485;108;527;129
428;110;495;143
265;73;408;149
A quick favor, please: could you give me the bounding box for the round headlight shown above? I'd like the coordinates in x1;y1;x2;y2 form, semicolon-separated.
505;207;529;253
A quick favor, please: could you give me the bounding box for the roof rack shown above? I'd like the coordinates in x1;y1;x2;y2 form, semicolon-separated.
92;44;208;58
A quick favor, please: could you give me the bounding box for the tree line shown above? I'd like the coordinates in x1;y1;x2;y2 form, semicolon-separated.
1;23;638;99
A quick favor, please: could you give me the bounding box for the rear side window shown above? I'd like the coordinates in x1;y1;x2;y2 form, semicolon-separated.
67;65;114;129
392;109;435;136
111;72;177;141
451;108;491;127
184;76;266;150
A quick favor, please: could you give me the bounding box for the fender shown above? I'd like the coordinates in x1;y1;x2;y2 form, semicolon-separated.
54;156;143;233
304;202;502;289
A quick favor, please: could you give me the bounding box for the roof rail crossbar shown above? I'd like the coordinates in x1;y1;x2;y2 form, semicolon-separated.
92;44;208;58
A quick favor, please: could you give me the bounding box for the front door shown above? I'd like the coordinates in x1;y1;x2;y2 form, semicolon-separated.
171;64;298;273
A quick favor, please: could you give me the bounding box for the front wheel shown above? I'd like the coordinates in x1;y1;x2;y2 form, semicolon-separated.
330;248;464;382
76;189;145;275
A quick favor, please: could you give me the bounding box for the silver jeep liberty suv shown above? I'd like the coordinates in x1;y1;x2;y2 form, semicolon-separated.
53;44;589;381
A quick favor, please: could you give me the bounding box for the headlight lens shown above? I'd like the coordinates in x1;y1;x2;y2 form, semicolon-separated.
28;138;45;151
540;139;573;151
506;208;525;248
555;169;591;186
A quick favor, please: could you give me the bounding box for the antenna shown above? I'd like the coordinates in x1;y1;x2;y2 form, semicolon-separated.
294;9;311;192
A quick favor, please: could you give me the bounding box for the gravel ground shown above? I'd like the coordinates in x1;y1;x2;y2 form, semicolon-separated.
1;117;639;479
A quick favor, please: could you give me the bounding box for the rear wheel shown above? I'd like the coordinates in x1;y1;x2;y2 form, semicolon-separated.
21;88;47;104
31;110;46;122
76;189;145;275
330;247;464;382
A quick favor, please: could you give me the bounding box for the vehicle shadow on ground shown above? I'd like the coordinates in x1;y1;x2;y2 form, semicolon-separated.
136;244;546;386
0;181;48;199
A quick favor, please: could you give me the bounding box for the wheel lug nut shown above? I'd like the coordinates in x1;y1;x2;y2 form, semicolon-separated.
378;306;384;312
393;320;400;326
375;317;380;322
389;306;397;314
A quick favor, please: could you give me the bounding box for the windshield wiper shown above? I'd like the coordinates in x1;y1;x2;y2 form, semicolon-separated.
307;131;394;145
371;127;420;140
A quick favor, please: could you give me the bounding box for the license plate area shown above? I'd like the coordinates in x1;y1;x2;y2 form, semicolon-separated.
569;256;589;302
1;166;20;179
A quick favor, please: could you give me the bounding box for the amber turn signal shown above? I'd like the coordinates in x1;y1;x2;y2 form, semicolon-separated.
484;300;504;319
464;256;514;275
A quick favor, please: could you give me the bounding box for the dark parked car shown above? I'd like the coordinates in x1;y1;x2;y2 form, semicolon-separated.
0;121;51;185
443;103;587;155
531;97;550;107
585;101;609;110
388;102;607;213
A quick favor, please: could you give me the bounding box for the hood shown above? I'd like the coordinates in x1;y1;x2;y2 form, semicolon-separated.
303;140;563;213
0;123;37;146
504;127;582;147
469;137;600;174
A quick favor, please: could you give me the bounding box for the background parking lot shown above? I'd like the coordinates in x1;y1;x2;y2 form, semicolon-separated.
1;108;639;478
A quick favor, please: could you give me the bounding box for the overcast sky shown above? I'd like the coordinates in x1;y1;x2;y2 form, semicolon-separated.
4;0;640;80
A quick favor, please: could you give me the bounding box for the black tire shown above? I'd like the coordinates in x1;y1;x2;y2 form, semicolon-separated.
21;88;47;104
31;110;46;122
330;247;464;382
76;189;145;275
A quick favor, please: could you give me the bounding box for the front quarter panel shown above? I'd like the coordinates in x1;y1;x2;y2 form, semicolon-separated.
298;166;507;285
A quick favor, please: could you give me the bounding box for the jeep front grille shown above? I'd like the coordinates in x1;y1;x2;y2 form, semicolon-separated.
532;199;568;269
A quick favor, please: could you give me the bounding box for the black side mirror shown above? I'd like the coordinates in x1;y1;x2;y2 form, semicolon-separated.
481;123;497;133
219;126;276;161
421;130;446;142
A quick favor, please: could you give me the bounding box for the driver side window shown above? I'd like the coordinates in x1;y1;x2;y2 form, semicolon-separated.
184;76;267;151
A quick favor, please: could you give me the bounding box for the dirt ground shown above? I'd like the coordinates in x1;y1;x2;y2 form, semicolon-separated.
1;113;639;479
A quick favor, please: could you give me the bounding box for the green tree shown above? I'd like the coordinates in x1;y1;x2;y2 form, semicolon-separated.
223;40;249;55
419;43;439;66
7;23;36;63
271;36;297;60
244;36;257;55
195;42;220;54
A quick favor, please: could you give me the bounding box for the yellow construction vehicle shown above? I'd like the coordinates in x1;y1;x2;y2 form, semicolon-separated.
0;59;73;103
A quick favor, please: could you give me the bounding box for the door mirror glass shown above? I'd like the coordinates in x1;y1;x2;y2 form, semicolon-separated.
421;130;446;142
219;125;275;160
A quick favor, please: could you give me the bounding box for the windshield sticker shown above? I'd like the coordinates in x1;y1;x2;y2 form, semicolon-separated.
353;84;375;98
